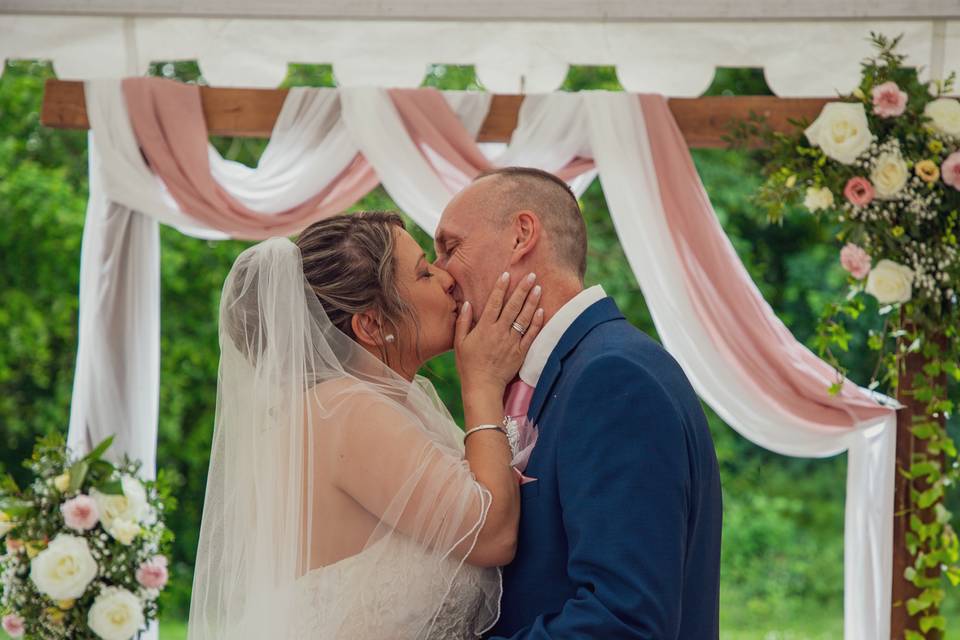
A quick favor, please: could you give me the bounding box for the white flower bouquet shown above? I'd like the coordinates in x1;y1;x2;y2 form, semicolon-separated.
1;435;173;640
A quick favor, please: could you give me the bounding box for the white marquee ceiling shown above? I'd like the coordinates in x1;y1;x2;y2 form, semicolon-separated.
1;1;958;94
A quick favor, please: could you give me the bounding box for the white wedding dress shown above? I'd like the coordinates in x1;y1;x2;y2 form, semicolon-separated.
290;535;499;639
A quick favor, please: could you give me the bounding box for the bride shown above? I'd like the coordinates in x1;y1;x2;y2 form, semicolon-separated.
187;211;544;639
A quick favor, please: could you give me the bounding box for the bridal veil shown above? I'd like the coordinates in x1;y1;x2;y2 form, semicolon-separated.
187;237;501;638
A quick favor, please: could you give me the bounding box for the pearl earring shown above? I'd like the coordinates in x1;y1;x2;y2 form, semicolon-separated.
385;334;396;343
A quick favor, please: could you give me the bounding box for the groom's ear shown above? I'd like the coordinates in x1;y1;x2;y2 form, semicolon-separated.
509;210;541;264
351;311;385;349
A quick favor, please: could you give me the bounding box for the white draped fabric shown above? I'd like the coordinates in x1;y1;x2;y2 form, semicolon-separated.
68;81;895;638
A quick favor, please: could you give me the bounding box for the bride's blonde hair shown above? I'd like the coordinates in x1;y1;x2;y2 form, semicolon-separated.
296;211;419;362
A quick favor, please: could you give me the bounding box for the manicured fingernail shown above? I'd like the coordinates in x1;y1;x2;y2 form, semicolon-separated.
463;301;470;312
533;285;542;296
501;272;510;282
527;273;537;283
536;308;544;318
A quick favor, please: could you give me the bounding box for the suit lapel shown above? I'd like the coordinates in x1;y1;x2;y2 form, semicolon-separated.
527;297;624;425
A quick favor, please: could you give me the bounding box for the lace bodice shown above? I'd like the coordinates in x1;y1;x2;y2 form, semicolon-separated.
288;534;501;639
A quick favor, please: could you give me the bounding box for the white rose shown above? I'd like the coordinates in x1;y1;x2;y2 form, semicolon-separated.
805;102;873;164
924;98;960;137
29;534;98;600
88;587;145;640
870;152;909;199
803;186;835;212
91;476;148;531
107;519;141;546
865;259;915;305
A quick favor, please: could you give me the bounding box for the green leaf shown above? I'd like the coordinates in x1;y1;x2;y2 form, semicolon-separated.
67;459;89;493
0;473;20;495
912;423;936;440
83;435;115;464
947;566;960;587
918;485;944;509
910;422;939;440
95;479;124;496
907;597;932;616
0;497;32;518
904;631;925;640
910;461;940;481
919;615;946;633
88;459;114;483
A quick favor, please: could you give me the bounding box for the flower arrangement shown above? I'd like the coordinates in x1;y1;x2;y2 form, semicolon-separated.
0;435;173;640
731;33;959;639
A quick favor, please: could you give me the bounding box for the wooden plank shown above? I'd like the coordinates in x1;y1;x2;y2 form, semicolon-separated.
41;79;832;147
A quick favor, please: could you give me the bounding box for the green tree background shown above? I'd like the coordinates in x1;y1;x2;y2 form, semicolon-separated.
1;59;957;639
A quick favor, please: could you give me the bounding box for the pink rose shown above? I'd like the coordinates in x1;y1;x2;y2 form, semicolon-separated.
6;537;23;554
60;494;100;532
136;555;169;590
840;243;872;280
844;177;875;206
941;151;960;190
871;81;908;118
2;613;25;638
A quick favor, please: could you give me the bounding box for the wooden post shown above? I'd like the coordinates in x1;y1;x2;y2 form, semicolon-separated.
892;330;948;639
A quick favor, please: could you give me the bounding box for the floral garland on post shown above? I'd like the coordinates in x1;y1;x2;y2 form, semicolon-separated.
0;434;174;640
730;34;959;639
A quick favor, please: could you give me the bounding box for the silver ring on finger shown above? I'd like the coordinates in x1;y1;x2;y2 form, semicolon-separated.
511;321;527;336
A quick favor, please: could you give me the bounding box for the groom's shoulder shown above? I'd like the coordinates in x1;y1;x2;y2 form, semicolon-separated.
573;310;675;374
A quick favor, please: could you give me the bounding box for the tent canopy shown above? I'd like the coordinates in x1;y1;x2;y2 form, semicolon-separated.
2;1;957;93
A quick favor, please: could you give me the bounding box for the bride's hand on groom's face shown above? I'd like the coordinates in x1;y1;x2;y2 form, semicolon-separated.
454;272;545;394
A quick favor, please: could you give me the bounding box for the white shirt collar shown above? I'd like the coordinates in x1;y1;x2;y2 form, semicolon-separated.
519;285;606;387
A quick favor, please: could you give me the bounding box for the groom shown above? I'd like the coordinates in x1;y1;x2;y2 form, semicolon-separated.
435;167;722;639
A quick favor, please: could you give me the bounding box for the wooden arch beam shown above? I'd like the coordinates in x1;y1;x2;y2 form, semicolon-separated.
40;79;830;148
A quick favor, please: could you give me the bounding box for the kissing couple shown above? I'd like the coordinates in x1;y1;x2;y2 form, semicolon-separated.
187;167;722;639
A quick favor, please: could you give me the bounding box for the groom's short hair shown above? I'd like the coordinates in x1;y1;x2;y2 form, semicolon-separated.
474;167;587;279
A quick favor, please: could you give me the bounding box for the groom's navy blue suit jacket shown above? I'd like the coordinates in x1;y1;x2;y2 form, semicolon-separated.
488;297;722;639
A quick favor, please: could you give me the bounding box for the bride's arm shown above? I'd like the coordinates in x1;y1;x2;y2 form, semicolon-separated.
455;272;544;566
330;274;543;568
328;397;512;568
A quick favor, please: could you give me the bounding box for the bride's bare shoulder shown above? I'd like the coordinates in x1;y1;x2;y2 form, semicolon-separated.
306;376;410;419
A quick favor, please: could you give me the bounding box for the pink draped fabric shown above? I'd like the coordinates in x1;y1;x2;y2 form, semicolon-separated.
389;88;492;180
122;78;377;239
387;87;595;186
637;94;893;427
122;79;596;239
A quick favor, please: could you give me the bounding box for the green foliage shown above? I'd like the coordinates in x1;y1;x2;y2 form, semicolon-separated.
0;60;87;497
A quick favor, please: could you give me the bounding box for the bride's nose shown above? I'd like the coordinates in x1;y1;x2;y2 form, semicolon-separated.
434;264;456;296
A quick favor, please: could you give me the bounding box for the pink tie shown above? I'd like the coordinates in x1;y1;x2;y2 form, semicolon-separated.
504;378;538;483
504;378;535;419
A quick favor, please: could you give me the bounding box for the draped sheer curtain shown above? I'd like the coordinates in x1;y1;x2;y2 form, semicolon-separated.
69;78;896;638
